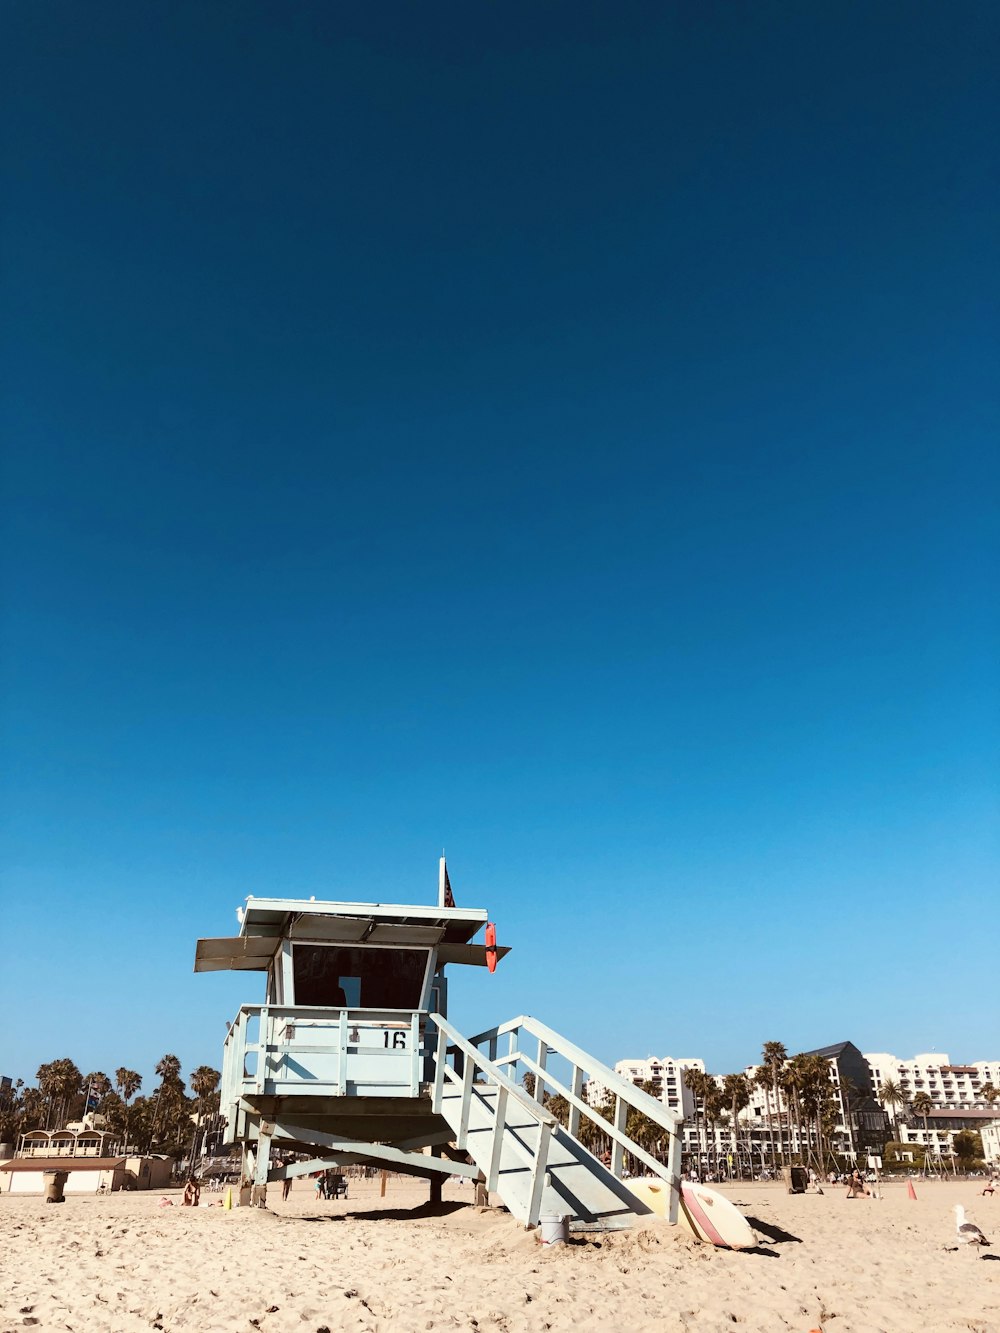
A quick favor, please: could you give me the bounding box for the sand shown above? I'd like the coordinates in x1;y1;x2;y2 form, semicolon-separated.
1;1177;997;1333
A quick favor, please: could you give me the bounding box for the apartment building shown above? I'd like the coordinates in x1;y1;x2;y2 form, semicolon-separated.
862;1052;1000;1159
589;1043;998;1172
864;1053;1000;1113
585;1055;705;1120
981;1120;1000;1167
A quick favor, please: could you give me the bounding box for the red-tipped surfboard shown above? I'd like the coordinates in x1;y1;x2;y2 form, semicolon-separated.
626;1177;757;1250
680;1182;756;1249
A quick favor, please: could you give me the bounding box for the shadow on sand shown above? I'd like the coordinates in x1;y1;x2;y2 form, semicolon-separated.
286;1200;469;1223
744;1216;802;1245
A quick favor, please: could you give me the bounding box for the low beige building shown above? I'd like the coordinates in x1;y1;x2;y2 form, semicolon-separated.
0;1123;174;1194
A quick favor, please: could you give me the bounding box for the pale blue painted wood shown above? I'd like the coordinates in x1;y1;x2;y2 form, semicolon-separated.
201;893;683;1231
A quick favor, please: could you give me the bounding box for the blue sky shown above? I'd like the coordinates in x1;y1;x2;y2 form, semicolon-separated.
2;2;997;1093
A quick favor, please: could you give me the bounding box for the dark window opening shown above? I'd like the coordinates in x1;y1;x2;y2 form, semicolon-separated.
292;945;429;1009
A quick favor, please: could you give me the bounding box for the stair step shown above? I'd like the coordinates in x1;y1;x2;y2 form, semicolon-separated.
439;1082;652;1231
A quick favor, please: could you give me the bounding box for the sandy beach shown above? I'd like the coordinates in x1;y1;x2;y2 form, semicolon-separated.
1;1177;996;1333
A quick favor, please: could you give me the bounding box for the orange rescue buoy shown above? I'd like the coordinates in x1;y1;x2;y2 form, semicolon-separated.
485;921;497;973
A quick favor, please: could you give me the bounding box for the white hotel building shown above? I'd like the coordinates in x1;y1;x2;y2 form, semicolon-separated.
585;1057;705;1121
863;1052;1000;1160
590;1047;1000;1169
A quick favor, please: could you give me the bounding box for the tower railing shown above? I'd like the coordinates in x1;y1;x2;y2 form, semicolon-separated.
460;1013;683;1221
428;1012;558;1226
220;1004;425;1123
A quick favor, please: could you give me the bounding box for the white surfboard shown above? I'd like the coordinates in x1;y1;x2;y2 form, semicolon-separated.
626;1177;757;1250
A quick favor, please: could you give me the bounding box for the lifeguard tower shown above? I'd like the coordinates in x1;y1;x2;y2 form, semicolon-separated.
194;860;682;1231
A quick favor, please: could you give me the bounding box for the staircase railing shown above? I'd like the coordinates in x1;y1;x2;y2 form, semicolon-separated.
462;1013;684;1224
428;1012;558;1227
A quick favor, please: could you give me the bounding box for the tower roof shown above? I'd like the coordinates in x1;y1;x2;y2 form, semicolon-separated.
194;895;500;972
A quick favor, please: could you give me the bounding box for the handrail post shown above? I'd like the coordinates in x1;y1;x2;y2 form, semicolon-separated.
526;1121;553;1227
568;1064;583;1139
486;1086;509;1193
611;1096;627;1178
432;1019;448;1112
457;1055;474;1150
534;1037;548;1102
257;1008;268;1094
666;1125;683;1224
409;1012;420;1096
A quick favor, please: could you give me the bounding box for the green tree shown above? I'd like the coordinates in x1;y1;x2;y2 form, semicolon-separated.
794;1053;837;1172
722;1073;751;1178
701;1078;725;1176
187;1065;221;1174
0;1078;25;1143
18;1084;46;1137
151;1055;184;1146
752;1044;788;1172
36;1059;82;1129
883;1139;926;1171
623;1081;668;1175
952;1130;983;1172
579;1085;613;1162
877;1078;904;1127
128;1096;157;1153
684;1068;709;1174
911;1092;935;1175
115;1068;142;1150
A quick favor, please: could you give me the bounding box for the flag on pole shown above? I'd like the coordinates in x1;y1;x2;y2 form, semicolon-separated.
439;856;455;908
85;1082;100;1112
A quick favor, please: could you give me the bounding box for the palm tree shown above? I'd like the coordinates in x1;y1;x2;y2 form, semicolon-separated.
18;1084;46;1137
0;1077;23;1144
36;1059;82;1129
979;1081;998;1109
722;1074;751;1178
702;1079;725;1176
684;1069;709;1176
760;1042;788;1168
795;1053;837;1173
187;1066;221;1175
782;1055;817;1164
877;1078;904;1127
624;1081;668;1176
579;1086;613;1162
911;1092;934;1175
151;1055;183;1145
115;1068;142;1151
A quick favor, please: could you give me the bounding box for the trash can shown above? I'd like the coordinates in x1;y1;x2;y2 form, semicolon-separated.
782;1166;808;1194
44;1170;69;1203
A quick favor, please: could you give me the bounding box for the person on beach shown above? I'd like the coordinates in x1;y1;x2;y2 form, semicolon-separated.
982;1177;997;1197
281;1159;293;1201
182;1179;200;1206
845;1170;869;1198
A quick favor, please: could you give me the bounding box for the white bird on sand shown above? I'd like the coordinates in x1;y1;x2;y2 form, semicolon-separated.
953;1205;990;1255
